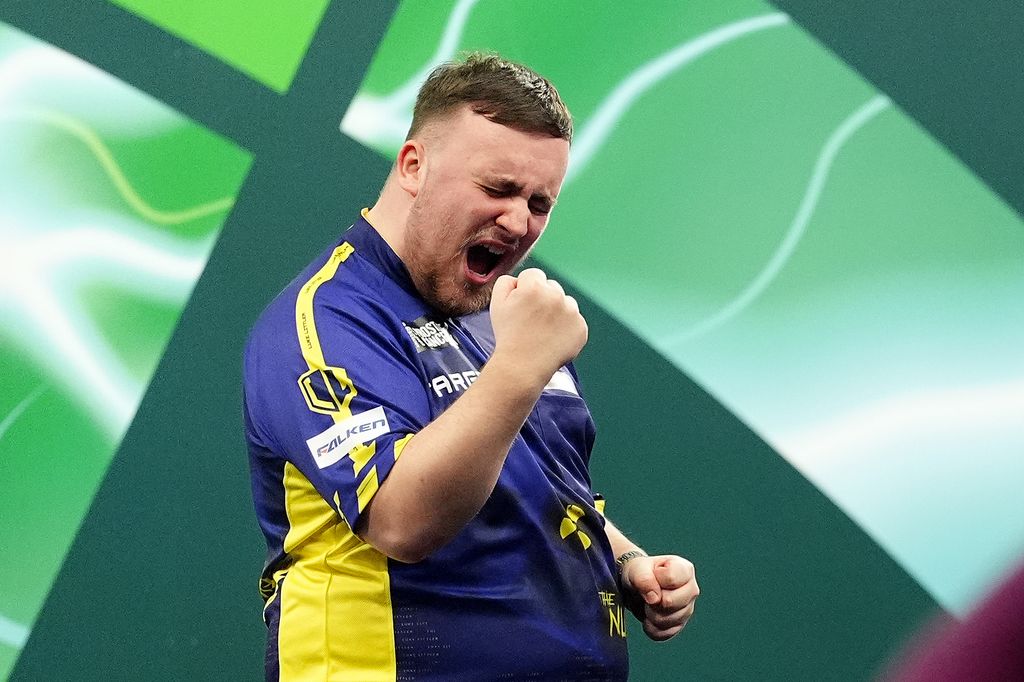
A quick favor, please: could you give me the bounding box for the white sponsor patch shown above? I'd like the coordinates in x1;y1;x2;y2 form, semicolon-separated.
306;406;390;469
544;368;579;396
403;319;459;352
430;370;480;397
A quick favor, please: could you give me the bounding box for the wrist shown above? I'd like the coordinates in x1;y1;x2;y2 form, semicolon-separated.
615;548;648;584
487;347;555;394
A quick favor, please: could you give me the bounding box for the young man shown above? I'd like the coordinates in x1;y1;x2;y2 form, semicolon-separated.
244;53;698;681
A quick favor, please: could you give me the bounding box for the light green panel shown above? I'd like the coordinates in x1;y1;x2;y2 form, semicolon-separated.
109;0;330;92
0;22;251;678
343;0;1024;615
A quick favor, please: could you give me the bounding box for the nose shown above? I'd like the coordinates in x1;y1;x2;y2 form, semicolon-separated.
494;198;530;239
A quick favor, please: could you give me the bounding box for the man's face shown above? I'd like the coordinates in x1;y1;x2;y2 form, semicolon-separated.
402;107;570;317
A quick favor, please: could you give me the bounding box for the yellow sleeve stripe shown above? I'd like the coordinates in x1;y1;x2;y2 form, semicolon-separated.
356;465;380;513
393;434;414;461
350;441;376;477
294;242;355;424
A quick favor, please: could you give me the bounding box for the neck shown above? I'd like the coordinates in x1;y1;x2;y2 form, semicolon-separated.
365;177;411;261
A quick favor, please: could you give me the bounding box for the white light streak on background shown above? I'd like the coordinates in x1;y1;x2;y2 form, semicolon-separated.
668;95;891;343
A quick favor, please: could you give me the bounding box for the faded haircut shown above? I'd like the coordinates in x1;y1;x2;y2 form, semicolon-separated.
408;52;573;143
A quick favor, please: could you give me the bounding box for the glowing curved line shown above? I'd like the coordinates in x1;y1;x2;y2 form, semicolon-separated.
0;107;234;225
19;286;138;436
0;385;45;442
0;613;28;649
668;95;891;344
342;11;790;164
0;218;210;438
387;0;482;108
566;13;791;183
339;0;482;144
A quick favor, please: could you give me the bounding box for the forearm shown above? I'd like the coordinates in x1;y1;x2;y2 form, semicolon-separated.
358;350;547;561
359;269;587;562
604;518;644;560
604;519;651;619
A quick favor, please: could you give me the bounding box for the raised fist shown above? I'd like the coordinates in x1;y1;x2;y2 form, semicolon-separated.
489;268;588;386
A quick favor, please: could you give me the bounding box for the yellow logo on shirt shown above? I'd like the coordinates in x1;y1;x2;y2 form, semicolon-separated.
599;591;627;638
559;504;592;550
298;366;354;415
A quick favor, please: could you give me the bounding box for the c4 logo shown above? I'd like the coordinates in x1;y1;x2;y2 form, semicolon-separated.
298;366;355;416
559;504;592;550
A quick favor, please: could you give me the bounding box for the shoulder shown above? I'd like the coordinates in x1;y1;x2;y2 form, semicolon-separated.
245;242;414;383
253;242;392;334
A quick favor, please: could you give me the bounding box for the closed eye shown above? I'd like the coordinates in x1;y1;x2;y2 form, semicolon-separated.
529;199;551;216
479;182;554;215
482;185;510;198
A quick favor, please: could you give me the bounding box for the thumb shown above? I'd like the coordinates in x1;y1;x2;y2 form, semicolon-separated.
491;274;517;304
625;560;662;605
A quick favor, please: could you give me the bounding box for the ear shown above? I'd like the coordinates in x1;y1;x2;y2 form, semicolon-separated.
396;140;426;197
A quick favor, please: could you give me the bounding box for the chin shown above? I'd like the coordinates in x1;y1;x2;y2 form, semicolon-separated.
427;284;492;318
413;265;497;317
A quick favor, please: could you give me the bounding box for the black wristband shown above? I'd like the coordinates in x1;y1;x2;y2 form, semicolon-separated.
615;549;648;579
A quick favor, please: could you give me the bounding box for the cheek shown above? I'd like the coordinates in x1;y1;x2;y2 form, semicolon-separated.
525;219;548;245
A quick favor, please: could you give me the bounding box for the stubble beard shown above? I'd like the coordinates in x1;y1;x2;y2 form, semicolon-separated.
405;199;493;319
418;269;492;318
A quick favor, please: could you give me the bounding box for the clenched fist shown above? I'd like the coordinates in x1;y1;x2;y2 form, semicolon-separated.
621;554;699;641
489;268;588;387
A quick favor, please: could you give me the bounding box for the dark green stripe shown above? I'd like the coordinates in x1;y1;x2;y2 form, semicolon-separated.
770;0;1024;218
0;0;279;151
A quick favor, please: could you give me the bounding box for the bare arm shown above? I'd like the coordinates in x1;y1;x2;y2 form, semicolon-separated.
605;518;644;560
356;269;587;562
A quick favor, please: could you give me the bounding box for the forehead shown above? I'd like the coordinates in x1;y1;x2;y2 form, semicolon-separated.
430;107;570;191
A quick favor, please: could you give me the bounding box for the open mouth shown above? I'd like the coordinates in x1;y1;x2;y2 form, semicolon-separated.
465;242;510;282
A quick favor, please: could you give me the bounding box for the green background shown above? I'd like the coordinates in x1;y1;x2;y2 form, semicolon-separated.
0;0;1021;679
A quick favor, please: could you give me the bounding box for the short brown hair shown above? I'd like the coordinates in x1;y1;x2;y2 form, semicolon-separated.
408;52;572;143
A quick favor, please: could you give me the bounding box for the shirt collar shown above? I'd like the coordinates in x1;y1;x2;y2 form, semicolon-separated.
342;210;421;298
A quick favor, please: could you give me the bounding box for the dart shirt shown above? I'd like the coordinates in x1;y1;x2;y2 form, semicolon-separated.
244;215;629;681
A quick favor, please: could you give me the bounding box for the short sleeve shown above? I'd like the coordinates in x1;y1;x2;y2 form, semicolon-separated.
245;286;429;528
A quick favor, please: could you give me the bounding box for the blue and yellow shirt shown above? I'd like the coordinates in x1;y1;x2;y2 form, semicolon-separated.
244;216;629;681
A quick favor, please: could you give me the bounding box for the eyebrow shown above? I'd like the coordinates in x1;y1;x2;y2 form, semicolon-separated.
487;178;557;210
